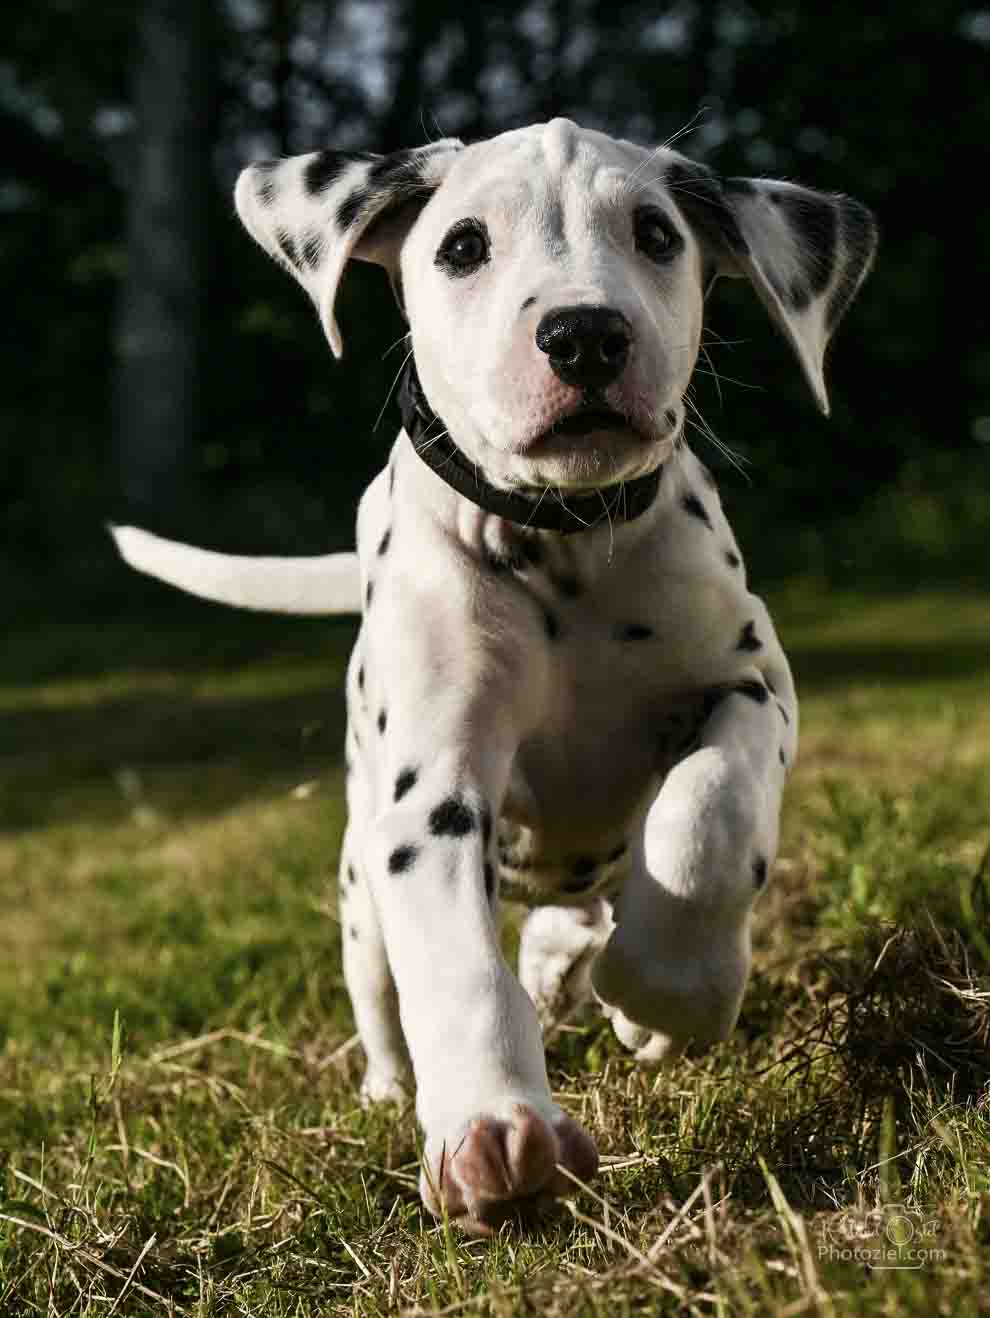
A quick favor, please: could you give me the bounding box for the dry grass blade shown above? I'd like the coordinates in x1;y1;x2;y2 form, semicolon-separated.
0;1214;180;1313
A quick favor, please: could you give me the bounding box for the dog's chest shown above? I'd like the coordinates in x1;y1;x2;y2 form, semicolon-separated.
486;535;734;903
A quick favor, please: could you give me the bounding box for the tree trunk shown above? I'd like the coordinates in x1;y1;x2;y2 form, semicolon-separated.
113;0;212;524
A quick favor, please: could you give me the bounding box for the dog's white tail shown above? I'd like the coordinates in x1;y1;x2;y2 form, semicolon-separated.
110;525;362;615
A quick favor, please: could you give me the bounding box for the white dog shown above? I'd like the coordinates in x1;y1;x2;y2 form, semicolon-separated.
114;119;876;1233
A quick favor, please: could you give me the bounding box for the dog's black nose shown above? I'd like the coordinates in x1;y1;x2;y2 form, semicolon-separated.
535;306;632;389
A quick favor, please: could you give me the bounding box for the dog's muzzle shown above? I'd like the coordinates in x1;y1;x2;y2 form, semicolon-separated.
398;357;663;535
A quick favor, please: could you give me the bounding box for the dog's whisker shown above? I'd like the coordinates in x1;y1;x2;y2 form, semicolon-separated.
699;345;724;408
701;329;749;350
413;426;450;456
382;331;412;361
622;144;668;196
659;105;709;152
621;109;709;197
682;395;751;482
522;484;554;528
692;366;763;393
375;348;415;432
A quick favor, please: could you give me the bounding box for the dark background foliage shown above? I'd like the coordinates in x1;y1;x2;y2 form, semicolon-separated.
3;0;988;617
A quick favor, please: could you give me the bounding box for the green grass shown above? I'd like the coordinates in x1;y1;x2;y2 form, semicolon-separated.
1;591;988;1315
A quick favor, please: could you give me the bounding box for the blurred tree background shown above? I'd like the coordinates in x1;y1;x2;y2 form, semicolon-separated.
2;0;988;618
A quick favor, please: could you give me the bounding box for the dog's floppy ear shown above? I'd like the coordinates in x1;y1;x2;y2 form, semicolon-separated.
666;158;877;414
234;140;463;357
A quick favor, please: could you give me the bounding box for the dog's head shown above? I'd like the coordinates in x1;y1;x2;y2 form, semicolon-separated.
235;119;876;493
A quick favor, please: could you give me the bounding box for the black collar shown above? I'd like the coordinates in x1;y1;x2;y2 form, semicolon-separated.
397;359;663;535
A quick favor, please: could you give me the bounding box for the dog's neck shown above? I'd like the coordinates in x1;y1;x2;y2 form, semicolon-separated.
397;359;665;537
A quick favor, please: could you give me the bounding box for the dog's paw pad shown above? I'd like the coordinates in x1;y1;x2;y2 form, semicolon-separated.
420;1104;597;1234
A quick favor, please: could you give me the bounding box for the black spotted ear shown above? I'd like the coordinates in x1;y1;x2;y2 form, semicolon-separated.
234;141;463;357
666;157;877;414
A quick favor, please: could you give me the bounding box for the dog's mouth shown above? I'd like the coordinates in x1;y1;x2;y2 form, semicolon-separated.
532;400;640;448
552;405;631;436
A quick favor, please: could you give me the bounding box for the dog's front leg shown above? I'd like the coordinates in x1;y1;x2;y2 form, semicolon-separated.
363;732;596;1232
593;608;798;1062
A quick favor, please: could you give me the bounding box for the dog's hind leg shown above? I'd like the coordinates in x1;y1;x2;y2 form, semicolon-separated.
338;826;410;1103
518;900;612;1030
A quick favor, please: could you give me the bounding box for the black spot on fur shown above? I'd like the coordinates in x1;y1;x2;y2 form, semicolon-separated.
681;491;712;528
552;574;581;598
544;609;560;641
301;232;322;269
664;407;679;428
752;855;769;888
388;844;418;875
377;527;391;556
737;621;762;652
776;189;838;299
522;537;544;566
337;185;373;231
304;149;375;196
734;678;769;704
482;805;493;847
776;701;790;725
368;149;422;187
365;580;374;607
357;665;365;691
788;278;812;311
607;842;628;863
725;550;741;569
617;623;654;641
394;767;418;802
564;870;598;895
377;708;387;734
429;795;475;838
765;677;777;695
484;861;495;900
349;925;359;940
521;295;537;311
255;161;279;205
276;228;299;267
779;747;787;766
335;150;432;232
668;162;749;256
702;685;728;718
347;864;357;885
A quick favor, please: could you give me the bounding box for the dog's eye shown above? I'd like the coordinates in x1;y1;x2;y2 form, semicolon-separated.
436;220;490;274
634;207;681;264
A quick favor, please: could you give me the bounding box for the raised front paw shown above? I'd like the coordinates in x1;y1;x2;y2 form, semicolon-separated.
592;919;751;1060
419;1102;598;1235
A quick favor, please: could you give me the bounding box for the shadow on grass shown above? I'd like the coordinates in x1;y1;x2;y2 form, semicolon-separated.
1;685;348;832
0;604;358;686
5;598;988;833
790;636;990;691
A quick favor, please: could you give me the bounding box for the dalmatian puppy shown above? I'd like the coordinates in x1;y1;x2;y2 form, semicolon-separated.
114;119;876;1233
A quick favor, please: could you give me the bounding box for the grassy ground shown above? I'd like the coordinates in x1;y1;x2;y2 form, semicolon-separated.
1;590;988;1316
